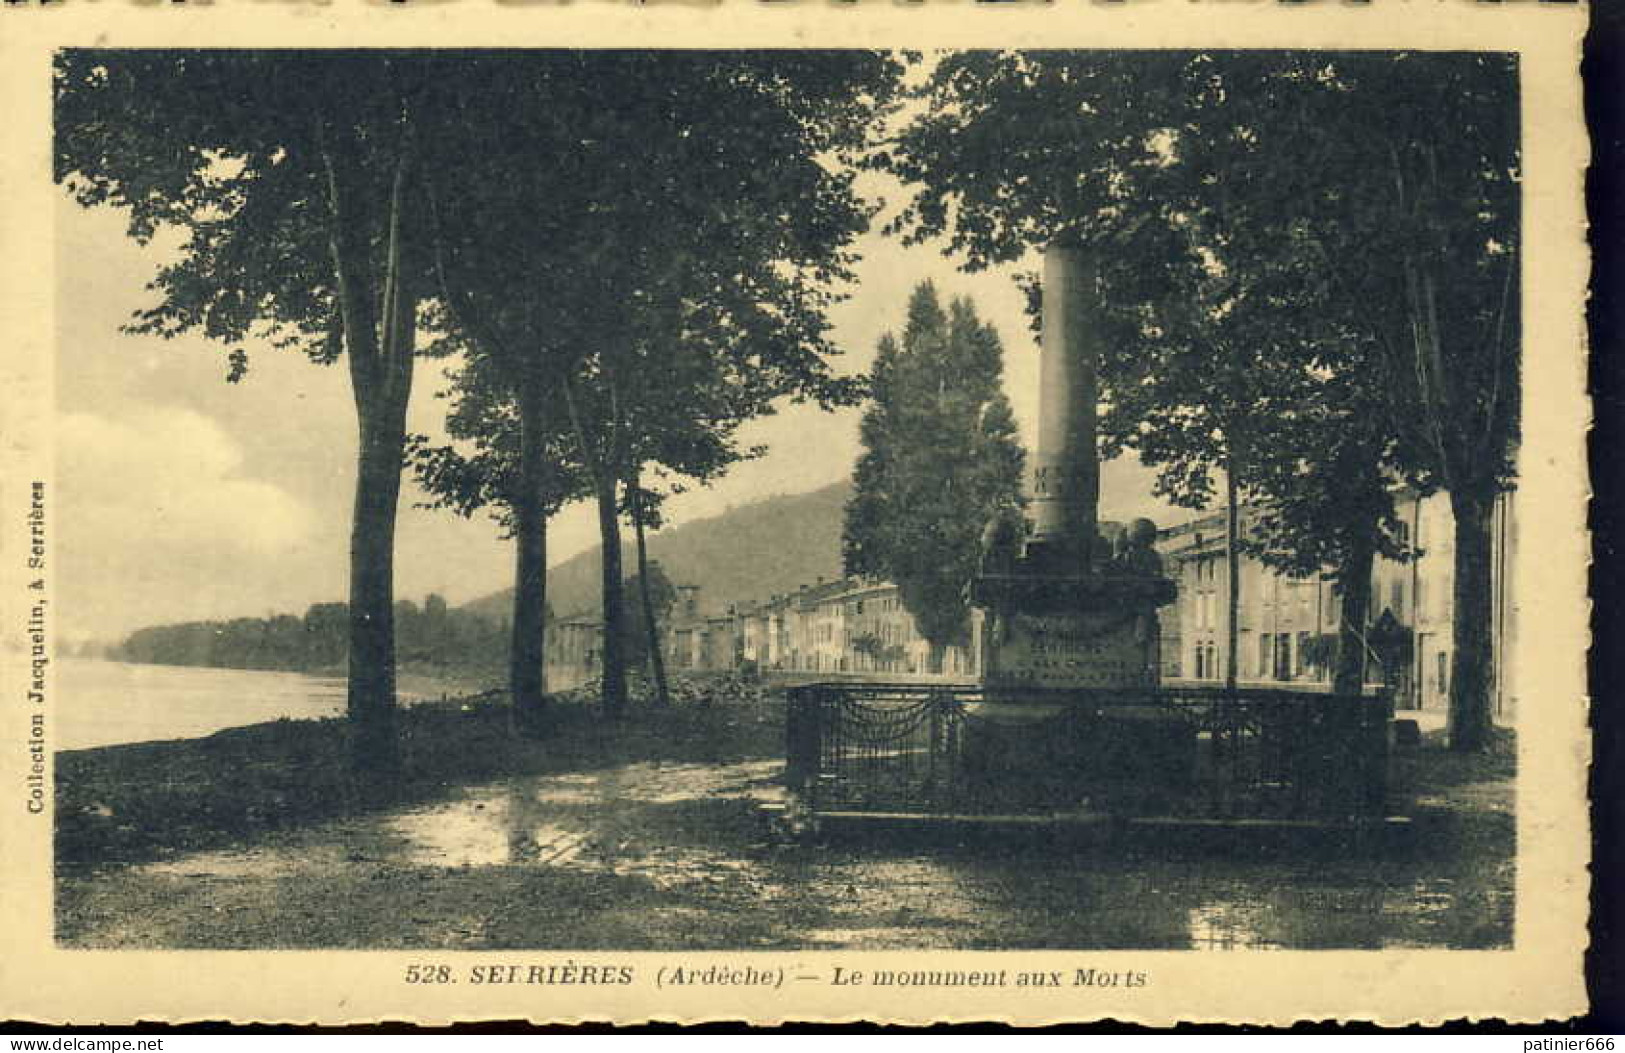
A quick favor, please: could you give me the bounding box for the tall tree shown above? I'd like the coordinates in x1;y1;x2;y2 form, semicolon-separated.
1282;54;1520;749
882;51;1517;744
54;50;454;774
408;345;586;731
425;51;898;718
1239;354;1416;695
408;54;597;725
1080;209;1411;696
843;283;1027;673
1073;237;1282;694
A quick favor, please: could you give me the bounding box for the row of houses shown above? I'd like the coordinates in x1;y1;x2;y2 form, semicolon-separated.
546;489;1516;722
1158;490;1517;722
663;577;978;681
543;573;975;691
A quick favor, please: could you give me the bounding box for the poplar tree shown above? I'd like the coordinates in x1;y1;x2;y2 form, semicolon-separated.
843;282;1027;673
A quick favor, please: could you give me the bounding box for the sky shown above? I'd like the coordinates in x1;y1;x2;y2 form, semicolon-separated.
54;169;1180;644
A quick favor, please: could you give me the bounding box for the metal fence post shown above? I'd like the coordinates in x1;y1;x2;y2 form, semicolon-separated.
785;685;816;804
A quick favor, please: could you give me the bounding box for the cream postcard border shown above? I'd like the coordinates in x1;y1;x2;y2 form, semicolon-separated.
0;0;1592;1027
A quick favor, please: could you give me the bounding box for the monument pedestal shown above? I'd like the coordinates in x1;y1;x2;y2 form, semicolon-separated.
965;571;1185;812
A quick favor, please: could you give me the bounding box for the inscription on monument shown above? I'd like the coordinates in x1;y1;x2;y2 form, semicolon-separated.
985;611;1154;690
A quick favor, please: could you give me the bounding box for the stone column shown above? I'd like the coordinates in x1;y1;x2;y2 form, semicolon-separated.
1030;243;1101;569
965;240;1181;811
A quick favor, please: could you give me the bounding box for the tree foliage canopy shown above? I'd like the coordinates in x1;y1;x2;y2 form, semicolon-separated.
416;52;903;717
880;49;1518;576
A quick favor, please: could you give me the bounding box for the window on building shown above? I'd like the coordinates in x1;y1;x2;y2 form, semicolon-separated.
1259;634;1272;679
1274;632;1293;681
1390;578;1404;615
1296;631;1312;677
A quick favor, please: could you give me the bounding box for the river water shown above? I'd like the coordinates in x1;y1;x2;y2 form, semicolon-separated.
54;659;504;752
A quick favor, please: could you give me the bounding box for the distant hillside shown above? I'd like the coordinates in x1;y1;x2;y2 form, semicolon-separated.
460;459;1187;624
460;481;852;621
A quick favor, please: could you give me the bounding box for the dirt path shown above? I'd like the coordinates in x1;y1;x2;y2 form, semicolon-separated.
57;751;1513;950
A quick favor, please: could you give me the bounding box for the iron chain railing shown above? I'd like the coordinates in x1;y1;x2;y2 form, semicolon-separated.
785;683;1391;820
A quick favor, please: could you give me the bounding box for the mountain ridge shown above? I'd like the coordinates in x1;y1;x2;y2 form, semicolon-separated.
459;481;852;622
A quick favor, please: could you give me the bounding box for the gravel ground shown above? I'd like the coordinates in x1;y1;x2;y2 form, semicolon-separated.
56;722;1514;950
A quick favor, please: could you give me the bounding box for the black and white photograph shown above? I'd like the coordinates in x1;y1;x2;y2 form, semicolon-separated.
1;5;1592;1027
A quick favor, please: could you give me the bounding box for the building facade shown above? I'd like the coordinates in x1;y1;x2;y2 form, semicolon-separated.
543;613;604;691
1157;491;1517;722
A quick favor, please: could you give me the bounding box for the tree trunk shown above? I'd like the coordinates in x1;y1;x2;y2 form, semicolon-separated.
1333;522;1377;697
345;286;414;778
927;639;947;677
348;405;407;776
596;472;628;719
557;372;627;720
630;472;671;709
1447;487;1497;752
320;114;416;779
509;382;550;735
1224;463;1241;694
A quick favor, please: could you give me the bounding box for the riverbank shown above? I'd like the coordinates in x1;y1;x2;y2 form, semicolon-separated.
52;658;521;753
56;678;780;867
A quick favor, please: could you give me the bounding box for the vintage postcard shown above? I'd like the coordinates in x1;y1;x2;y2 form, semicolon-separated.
0;0;1593;1028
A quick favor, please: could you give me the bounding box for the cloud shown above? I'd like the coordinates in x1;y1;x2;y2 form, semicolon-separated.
58;408;315;554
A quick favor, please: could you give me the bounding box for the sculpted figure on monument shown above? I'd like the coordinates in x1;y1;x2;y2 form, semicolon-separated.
1119;517;1163;577
977;504;1026;577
